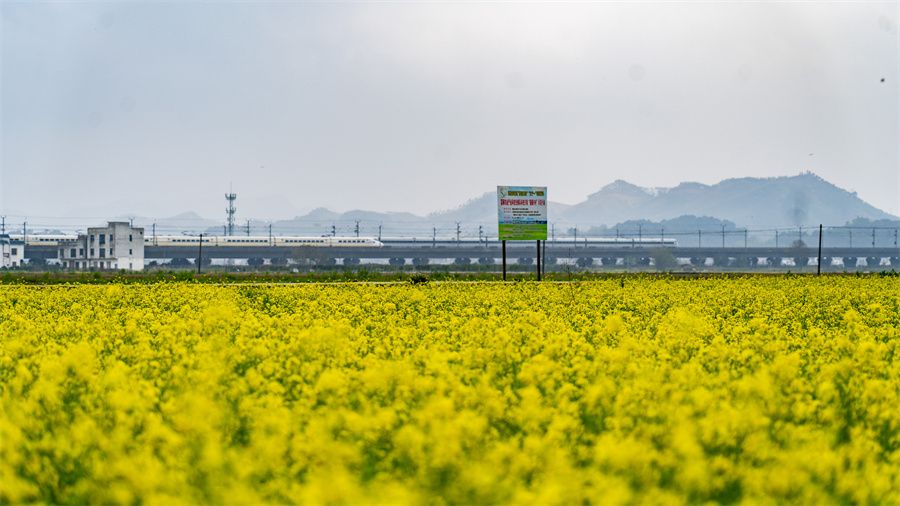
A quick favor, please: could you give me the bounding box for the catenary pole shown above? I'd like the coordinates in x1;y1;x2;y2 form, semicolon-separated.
536;240;541;281
198;233;203;274
817;225;823;275
542;239;546;276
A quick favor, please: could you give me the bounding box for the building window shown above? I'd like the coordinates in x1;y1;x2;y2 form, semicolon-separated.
100;249;105;258
129;234;133;242
129;249;133;255
89;248;94;256
79;248;84;256
99;234;105;244
11;247;17;255
70;248;76;257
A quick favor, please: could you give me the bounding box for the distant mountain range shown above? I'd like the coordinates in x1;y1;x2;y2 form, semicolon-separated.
105;173;896;237
557;172;896;229
266;173;895;235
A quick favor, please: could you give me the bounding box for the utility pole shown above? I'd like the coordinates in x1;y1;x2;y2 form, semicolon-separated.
478;225;484;244
23;221;26;244
849;229;853;248
661;227;665;244
197;233;203;274
638;224;643;245
817;224;823;275
0;216;4;234
551;223;555;241
698;229;701;248
331;224;336;237
153;223;157;246
269;224;273;246
432;227;436;248
776;230;779;248
354;221;360;238
246;220;251;237
378;224;382;241
721;224;725;248
872;227;876;248
574;226;577;247
799;226;802;246
744;229;748;249
895;228;898;248
456;222;461;245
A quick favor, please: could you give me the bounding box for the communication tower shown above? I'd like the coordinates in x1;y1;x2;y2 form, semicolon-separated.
225;191;237;236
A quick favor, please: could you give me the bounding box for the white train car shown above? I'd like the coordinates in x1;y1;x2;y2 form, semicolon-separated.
548;237;678;247
12;234;78;247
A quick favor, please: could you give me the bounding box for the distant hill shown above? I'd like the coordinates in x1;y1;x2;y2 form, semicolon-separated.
427;192;572;225
558;173;896;229
113;212;220;233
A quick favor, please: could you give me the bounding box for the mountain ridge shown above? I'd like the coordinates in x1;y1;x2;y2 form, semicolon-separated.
119;172;894;235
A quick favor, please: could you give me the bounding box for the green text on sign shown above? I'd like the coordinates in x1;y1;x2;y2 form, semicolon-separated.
499;223;548;241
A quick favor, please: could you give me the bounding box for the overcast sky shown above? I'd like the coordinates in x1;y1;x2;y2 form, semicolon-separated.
1;1;898;223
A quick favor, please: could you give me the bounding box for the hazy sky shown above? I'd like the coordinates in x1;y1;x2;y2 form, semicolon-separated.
1;1;898;222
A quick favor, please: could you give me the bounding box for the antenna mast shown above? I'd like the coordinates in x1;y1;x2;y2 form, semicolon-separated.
225;188;237;236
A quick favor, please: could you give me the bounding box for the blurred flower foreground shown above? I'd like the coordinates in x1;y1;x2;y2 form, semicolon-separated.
2;278;899;504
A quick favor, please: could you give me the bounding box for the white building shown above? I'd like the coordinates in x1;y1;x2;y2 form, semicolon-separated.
1;234;25;268
58;222;145;271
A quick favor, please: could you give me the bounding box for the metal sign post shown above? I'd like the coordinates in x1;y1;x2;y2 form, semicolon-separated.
542;239;546;276
536;240;542;281
502;240;507;281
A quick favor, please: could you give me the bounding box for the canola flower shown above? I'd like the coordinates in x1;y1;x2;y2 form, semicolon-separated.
1;278;899;504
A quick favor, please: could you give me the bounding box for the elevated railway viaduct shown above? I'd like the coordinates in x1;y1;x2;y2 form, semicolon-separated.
24;244;900;268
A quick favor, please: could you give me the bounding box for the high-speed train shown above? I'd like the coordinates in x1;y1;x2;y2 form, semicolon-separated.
17;233;677;248
145;235;383;248
381;237;678;247
12;234;383;248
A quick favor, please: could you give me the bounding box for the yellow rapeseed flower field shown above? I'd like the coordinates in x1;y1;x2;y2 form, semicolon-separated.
1;278;899;504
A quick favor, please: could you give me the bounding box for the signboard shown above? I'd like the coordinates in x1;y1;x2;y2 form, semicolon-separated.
497;186;548;240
